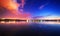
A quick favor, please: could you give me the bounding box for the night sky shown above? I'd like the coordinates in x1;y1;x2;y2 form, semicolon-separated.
17;0;60;17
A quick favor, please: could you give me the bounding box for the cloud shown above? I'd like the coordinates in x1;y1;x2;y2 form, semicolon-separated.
0;0;31;18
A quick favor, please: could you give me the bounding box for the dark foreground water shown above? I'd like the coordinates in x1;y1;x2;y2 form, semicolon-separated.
0;23;60;36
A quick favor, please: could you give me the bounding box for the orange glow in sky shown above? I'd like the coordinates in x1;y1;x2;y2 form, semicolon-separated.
0;0;19;10
0;0;31;19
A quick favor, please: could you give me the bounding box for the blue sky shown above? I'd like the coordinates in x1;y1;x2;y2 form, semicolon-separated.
17;0;60;17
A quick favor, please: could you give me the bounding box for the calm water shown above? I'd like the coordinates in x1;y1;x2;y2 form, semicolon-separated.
0;23;60;36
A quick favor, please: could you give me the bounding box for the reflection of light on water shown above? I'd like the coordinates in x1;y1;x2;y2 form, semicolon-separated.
27;20;29;22
0;16;60;24
0;17;31;24
1;21;5;23
0;19;30;24
0;22;30;24
8;21;16;24
31;16;60;24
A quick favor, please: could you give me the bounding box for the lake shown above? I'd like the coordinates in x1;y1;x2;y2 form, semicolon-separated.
0;23;60;36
